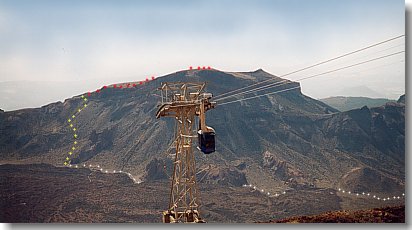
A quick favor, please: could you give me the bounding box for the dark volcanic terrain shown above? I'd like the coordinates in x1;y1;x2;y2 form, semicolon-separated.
0;164;404;223
0;68;405;223
265;206;405;223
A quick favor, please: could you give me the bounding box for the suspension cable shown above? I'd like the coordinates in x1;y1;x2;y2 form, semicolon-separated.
216;50;404;106
215;43;405;102
213;34;405;100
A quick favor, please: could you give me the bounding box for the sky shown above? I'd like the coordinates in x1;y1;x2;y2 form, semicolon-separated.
0;0;406;111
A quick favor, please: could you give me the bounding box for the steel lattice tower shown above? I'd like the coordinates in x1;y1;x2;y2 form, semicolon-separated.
156;82;215;223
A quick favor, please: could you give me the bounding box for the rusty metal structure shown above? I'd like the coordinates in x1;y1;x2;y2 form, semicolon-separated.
156;82;215;223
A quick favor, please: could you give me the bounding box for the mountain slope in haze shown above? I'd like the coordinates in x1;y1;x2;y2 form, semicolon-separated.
336;85;388;99
0;81;104;111
397;94;405;104
0;69;405;199
320;96;395;112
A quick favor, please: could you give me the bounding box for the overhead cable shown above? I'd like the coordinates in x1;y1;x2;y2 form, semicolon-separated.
213;34;405;100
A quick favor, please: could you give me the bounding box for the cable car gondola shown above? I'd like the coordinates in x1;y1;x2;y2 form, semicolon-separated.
198;126;215;154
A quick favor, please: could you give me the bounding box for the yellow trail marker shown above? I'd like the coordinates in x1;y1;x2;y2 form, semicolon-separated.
63;93;89;165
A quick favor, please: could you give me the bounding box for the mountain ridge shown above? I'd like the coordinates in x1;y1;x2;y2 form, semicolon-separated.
0;69;405;196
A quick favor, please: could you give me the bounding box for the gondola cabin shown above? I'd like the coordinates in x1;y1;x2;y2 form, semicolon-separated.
197;127;215;154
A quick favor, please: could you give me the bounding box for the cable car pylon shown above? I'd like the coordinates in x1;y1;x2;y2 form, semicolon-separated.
156;82;216;223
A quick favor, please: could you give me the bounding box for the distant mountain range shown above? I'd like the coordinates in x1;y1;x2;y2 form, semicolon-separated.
320;96;396;112
0;69;405;220
0;81;104;111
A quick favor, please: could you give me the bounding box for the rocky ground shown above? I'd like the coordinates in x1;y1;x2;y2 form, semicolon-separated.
0;163;405;223
264;206;405;223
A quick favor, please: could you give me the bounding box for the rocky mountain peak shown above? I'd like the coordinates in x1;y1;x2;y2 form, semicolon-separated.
0;69;405;196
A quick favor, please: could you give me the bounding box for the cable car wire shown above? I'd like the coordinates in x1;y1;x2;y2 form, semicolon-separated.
213;34;405;100
216;50;404;106
215;50;404;102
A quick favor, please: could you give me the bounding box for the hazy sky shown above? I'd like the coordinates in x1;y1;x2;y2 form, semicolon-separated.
0;0;405;110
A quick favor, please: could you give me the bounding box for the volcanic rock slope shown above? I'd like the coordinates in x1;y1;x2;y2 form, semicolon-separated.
0;69;405;193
